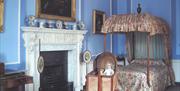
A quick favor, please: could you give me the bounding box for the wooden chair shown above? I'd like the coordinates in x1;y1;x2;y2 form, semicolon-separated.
86;52;118;91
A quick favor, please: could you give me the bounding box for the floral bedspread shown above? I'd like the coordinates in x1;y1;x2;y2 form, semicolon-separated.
116;60;171;91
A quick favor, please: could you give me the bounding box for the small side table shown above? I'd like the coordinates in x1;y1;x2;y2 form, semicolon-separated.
0;72;33;91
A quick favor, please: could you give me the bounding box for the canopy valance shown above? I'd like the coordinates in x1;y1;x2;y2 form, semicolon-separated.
101;13;169;36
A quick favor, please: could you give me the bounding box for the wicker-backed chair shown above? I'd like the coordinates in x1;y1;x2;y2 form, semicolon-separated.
86;52;117;91
94;52;117;76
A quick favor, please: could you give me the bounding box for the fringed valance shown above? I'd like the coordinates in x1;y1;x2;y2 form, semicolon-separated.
101;13;169;36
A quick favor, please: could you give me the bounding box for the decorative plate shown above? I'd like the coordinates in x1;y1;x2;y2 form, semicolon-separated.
37;56;44;73
83;50;91;63
55;20;63;29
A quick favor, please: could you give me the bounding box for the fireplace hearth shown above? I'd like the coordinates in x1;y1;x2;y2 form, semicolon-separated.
39;51;73;91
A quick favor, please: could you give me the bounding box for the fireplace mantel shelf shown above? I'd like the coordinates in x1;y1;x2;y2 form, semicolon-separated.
21;27;87;34
22;27;87;51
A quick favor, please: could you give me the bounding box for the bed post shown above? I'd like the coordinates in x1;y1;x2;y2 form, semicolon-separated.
147;35;151;87
164;34;175;85
104;33;106;51
126;33;132;63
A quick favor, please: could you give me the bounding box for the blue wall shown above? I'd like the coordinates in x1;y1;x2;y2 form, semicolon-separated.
0;0;25;71
112;0;180;59
112;0;129;56
0;0;111;71
82;0;111;57
0;0;18;63
175;0;180;57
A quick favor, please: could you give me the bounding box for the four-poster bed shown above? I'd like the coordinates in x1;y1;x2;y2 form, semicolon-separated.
101;13;175;91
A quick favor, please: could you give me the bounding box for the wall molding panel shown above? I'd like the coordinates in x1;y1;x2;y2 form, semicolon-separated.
5;0;21;65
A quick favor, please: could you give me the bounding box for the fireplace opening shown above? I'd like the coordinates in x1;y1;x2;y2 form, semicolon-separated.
39;51;73;91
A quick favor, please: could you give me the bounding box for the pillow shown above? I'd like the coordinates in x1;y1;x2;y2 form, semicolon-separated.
131;59;165;66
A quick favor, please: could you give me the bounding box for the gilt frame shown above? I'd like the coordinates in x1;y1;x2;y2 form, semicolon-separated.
0;0;4;32
36;0;76;21
93;10;105;34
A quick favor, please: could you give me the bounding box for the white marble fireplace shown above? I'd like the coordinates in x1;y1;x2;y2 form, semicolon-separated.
22;27;87;91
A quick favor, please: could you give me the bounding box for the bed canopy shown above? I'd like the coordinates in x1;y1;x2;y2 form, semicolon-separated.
101;13;169;36
101;13;174;87
102;13;171;61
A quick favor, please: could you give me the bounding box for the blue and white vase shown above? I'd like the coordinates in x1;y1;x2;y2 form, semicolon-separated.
25;15;38;27
77;21;85;30
55;20;63;29
47;20;55;28
38;19;47;28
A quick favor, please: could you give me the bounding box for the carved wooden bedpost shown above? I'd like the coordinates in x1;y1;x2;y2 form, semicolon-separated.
126;34;130;63
104;33;107;51
164;34;175;85
147;35;151;87
126;33;133;64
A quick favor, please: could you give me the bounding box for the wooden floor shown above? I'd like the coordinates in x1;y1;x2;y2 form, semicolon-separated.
165;83;180;91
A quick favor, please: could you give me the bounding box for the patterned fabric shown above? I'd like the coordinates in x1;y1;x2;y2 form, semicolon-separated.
133;33;165;59
116;62;171;91
101;13;169;36
131;59;165;66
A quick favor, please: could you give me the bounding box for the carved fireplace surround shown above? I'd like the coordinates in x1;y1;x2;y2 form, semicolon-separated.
22;27;87;91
